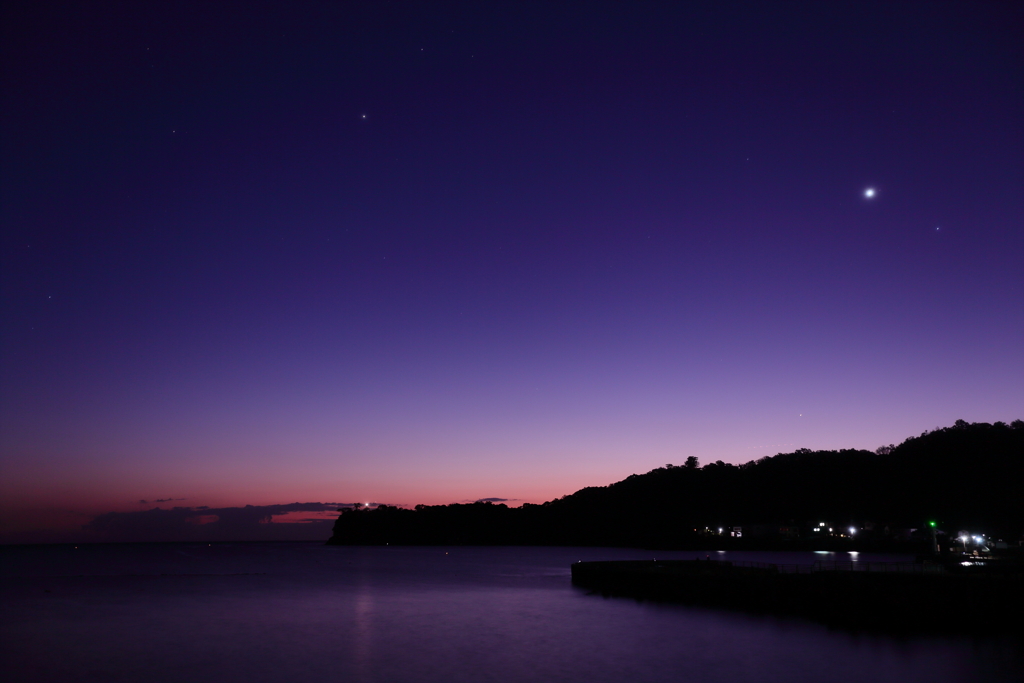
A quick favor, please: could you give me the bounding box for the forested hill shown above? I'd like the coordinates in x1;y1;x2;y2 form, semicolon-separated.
327;420;1024;548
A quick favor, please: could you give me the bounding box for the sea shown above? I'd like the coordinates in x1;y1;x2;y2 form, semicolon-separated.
1;543;1019;682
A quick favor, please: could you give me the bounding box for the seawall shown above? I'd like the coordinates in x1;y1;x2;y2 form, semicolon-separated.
570;559;1023;634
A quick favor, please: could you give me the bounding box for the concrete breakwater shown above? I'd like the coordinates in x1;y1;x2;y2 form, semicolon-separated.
570;559;1024;634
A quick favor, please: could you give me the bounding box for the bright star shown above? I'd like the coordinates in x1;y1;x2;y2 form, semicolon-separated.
864;188;875;198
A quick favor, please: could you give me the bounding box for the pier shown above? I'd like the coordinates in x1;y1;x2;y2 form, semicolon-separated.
570;558;1024;634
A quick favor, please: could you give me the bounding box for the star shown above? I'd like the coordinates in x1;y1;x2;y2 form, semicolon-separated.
864;188;876;198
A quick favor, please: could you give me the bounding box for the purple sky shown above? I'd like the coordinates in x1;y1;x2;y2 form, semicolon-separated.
2;2;1022;541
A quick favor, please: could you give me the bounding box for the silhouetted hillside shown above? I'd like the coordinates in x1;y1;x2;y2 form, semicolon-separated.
327;420;1024;548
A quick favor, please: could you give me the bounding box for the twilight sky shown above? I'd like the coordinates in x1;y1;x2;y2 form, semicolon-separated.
2;1;1022;541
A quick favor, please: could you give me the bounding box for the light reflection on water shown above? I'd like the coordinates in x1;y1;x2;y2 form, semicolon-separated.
0;543;1018;683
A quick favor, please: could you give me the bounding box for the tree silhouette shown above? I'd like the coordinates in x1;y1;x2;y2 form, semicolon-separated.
328;420;1024;548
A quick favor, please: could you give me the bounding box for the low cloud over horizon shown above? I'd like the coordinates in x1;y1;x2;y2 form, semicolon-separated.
1;498;539;544
72;502;346;544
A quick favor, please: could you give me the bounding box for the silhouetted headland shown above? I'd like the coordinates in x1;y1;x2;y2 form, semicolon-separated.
328;420;1024;551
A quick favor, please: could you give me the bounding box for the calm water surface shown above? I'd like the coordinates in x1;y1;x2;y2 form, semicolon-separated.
1;543;1019;682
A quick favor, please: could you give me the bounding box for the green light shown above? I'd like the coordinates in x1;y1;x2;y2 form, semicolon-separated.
929;521;936;527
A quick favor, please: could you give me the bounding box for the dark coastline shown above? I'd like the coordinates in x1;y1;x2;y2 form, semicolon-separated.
324;420;1024;637
327;421;1024;550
